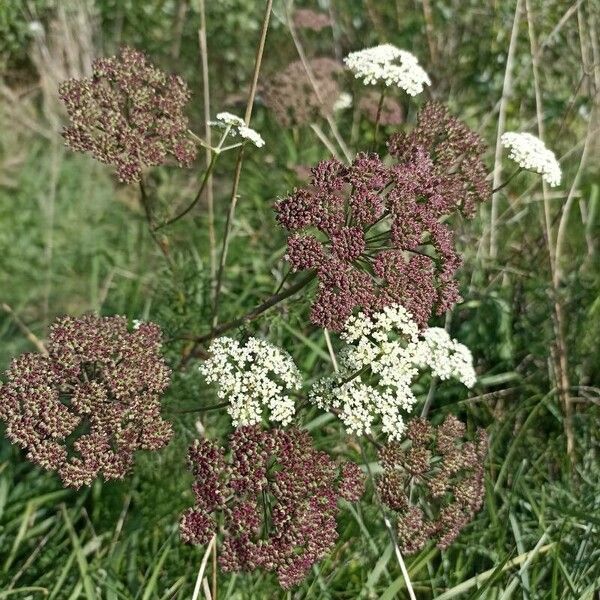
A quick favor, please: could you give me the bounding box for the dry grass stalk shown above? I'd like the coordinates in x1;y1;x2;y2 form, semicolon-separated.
198;0;217;283
489;0;523;259
525;0;576;459
212;0;274;327
284;2;352;163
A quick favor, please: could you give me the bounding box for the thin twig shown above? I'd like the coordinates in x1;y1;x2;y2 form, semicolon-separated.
1;304;48;355
202;577;213;600
421;0;438;66
372;87;386;149
359;444;417;600
479;0;585;133
554;105;596;287
171;402;230;415
192;535;216;600
310;123;341;158
489;0;523;258
42;140;61;329
212;0;274;328
138;179;174;267
491;167;523;194
178;270;315;368
154;153;217;230
324;328;339;372
211;533;217;600
420;379;438;419
198;2;216;282
525;0;575;459
285;2;353;163
170;0;188;59
198;271;315;346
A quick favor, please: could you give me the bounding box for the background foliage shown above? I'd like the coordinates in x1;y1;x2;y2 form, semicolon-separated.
0;0;598;598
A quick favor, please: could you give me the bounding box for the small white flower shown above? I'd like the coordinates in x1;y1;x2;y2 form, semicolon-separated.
500;131;562;187
333;92;353;112
238;125;265;148
28;21;44;36
209;112;265;148
200;336;301;427
214;112;245;127
310;304;476;441
414;327;476;388
132;319;143;330
343;44;431;96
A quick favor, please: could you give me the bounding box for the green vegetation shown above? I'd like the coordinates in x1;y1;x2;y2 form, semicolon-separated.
0;0;598;598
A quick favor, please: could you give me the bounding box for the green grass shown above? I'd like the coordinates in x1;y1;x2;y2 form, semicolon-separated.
0;0;599;597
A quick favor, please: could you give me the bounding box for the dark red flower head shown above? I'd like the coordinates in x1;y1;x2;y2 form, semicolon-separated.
180;426;365;589
378;415;488;554
275;102;490;331
0;315;172;488
59;46;197;183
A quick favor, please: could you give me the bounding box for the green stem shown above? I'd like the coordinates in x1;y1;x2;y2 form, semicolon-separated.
492;166;523;194
190;270;316;346
211;0;274;328
373;86;387;148
138;180;175;268
154;152;218;231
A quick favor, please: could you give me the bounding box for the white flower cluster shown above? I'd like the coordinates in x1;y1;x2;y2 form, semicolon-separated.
210;112;265;148
333;92;353;112
310;305;476;441
500;132;561;187
343;44;431;95
415;328;477;388
200;336;301;427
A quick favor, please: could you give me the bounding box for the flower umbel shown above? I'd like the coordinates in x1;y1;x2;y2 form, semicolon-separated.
209;112;265;148
344;44;431;95
180;426;365;589
275;102;490;331
310;305;476;440
0;315;172;488
378;416;487;554
500;131;562;187
59;46;197;183
200;337;302;426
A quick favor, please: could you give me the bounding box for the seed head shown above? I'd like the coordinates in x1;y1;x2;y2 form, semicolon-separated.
59;46;196;183
0;315;172;488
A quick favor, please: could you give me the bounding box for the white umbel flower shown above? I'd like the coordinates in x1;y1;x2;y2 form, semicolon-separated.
414;328;476;387
343;44;431;95
500;131;561;187
310;305;476;441
200;336;301;427
214;112;245;127
209;112;265;148
333;92;353;112
237;125;265;148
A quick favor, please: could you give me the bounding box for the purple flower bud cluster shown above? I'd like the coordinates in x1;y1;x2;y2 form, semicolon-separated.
0;316;172;488
59;46;197;183
377;416;487;554
275;102;490;330
179;426;364;588
387;102;489;219
263;58;343;127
